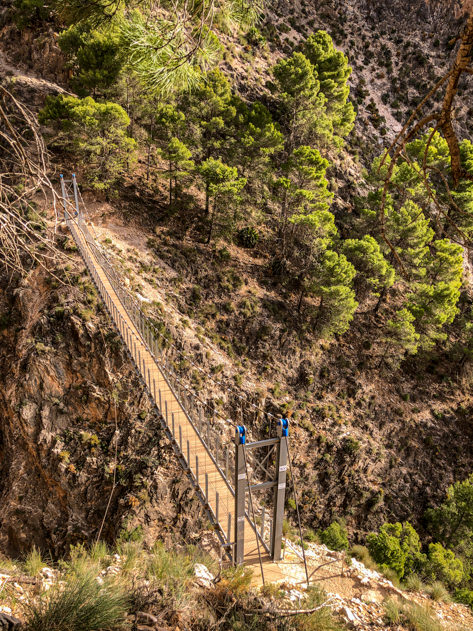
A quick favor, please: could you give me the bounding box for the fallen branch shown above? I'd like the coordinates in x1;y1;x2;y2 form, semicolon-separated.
245;598;336;618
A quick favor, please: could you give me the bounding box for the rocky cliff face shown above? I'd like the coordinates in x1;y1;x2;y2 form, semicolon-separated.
0;264;205;557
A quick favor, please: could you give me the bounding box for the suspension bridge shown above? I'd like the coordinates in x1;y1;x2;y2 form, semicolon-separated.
60;174;309;585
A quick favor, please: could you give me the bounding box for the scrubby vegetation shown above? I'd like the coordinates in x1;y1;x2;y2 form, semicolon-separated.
314;475;473;611
1;539;350;631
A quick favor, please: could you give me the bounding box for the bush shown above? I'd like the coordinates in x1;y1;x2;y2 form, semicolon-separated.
219;564;253;596
384;599;442;631
401;601;442;631
320;521;349;552
367;522;426;580
425;543;464;587
404;573;425;592
13;0;50;27
455;587;473;609
383;597;402;624
58;22;124;95
24;546;44;577
24;570;128;631
146;542;214;607
38;94;136;191
289;585;347;631
237;226;259;248
246;26;266;47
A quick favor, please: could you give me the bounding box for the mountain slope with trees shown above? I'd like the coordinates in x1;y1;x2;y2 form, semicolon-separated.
1;0;473;626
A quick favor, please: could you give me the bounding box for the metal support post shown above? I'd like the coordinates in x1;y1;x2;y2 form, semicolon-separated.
72;174;80;217
234;425;246;565
59;174;68;219
271;418;288;561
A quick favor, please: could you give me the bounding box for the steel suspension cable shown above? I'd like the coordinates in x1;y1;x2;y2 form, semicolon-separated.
286;437;309;586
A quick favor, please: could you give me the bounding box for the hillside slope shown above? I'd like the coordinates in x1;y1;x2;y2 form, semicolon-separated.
1;1;473;629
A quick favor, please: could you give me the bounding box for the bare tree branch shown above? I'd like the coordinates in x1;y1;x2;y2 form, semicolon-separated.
0;84;69;278
376;11;473;272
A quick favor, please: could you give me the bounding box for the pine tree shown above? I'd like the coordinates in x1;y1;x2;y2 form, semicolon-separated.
450;139;473;236
13;0;50;27
155;104;186;144
233;102;284;179
407;239;463;348
426;473;473;551
342;235;395;300
381;308;420;366
160;137;194;205
272;52;325;151
184;69;236;160
39;95;136;191
58;21;124;96
305;250;358;339
302;30;355;142
198;158;246;243
385;200;434;278
275;145;333;257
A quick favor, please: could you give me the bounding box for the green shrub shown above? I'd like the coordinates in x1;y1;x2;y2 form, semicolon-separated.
290;585;347;631
237;226;259;248
24;570;128;631
246;26;266;47
367;522;426;580
146;542;211;607
404;573;425;592
320;521;349;552
384;599;442;631
220;564;253;596
350;544;377;570
425;543;464;587
401;601;442;631
39;94;136;191
383;597;402;624
13;0;50;27
455;587;473;609
381;565;401;587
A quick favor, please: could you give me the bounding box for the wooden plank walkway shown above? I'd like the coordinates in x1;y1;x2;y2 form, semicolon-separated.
67;216;274;580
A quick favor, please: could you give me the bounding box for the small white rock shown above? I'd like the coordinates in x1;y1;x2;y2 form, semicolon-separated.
194;563;215;588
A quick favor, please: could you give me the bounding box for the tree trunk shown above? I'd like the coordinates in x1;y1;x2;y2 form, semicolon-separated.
205;183;210;215
373;287;387;314
297;287;305;313
169;160;173;206
207;201;216;244
439;13;473;187
279;188;288;256
312;295;324;332
146;116;155;182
